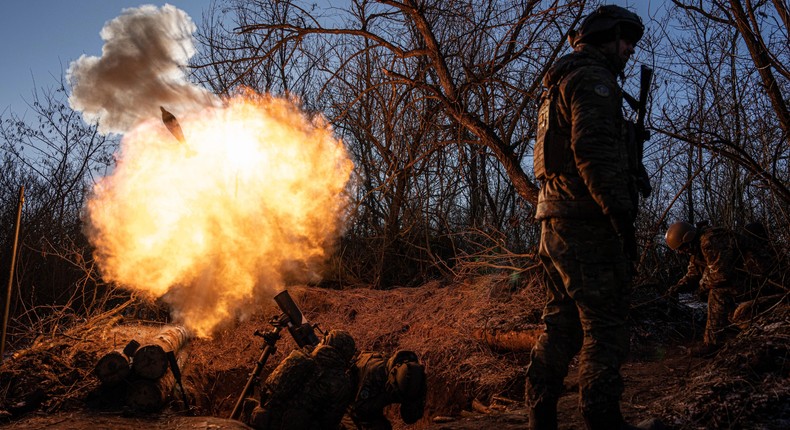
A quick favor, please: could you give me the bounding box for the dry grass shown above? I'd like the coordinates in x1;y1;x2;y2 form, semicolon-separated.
3;273;787;429
288;275;545;414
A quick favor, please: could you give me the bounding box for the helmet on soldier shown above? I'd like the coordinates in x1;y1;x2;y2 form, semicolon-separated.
395;362;426;423
665;221;697;250
569;5;644;47
321;330;356;363
386;350;426;424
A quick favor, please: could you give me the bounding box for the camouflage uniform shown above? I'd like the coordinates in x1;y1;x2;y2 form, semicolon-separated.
673;225;776;346
343;351;426;430
250;330;356;430
527;41;637;420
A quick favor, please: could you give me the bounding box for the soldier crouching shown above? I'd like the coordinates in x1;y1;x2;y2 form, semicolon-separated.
246;329;357;430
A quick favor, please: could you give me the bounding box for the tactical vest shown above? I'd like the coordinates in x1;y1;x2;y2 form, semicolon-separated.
533;84;567;181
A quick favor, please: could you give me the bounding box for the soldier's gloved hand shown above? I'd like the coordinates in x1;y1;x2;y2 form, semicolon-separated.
610;214;637;261
666;283;681;299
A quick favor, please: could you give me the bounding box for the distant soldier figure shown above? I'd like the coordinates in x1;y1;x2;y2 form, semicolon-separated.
343;350;426;430
246;329;357;430
527;4;663;430
665;221;782;355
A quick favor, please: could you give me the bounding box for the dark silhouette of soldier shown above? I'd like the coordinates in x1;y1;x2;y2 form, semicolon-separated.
245;329;357;430
527;5;663;430
343;350;426;430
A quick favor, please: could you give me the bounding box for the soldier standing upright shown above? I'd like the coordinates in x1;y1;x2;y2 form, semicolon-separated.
527;5;661;430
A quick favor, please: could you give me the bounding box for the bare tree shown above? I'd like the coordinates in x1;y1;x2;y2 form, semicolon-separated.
196;0;589;204
655;1;789;238
0;79;118;338
192;0;588;285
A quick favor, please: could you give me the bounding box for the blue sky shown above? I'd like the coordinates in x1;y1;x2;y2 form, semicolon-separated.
0;1;214;120
0;1;656;122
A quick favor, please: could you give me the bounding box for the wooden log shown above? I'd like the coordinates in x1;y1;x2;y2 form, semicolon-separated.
132;325;190;380
126;372;176;412
472;326;542;352
95;351;130;386
94;340;140;386
126;350;189;412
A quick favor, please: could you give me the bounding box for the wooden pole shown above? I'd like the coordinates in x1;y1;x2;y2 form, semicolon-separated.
1;186;24;363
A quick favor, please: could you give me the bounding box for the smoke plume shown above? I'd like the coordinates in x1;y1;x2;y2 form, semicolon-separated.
71;6;354;337
67;4;218;134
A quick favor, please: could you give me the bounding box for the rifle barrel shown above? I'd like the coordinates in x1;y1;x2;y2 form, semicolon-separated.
637;65;653;125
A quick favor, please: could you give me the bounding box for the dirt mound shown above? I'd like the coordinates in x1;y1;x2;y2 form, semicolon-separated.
0;278;787;430
657;301;790;429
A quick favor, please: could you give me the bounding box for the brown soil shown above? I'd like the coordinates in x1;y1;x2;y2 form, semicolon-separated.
1;277;787;429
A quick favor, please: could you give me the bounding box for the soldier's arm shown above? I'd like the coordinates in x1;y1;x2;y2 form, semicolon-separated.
700;232;738;290
673;256;702;292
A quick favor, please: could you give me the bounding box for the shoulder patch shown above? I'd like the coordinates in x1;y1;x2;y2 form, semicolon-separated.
594;84;611;97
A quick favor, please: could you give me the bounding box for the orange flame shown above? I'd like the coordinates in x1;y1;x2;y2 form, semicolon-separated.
85;92;354;337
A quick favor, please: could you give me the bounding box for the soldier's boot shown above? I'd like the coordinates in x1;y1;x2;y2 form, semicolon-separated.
528;398;558;430
583;405;666;430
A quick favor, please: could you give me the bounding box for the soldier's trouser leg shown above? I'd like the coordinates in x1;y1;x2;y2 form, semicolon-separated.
525;219;587;425
527;218;631;422
705;286;736;346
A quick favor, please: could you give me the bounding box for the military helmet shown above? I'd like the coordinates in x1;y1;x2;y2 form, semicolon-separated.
665;221;697;250
321;329;356;363
570;5;644;47
386;350;426;424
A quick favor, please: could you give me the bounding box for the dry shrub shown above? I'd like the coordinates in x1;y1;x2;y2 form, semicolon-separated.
0;306;126;415
0;292;171;418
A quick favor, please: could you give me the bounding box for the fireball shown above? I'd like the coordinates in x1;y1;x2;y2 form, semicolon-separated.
85;92;354;337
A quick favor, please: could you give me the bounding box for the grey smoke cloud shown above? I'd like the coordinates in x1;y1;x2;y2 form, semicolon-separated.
67;4;219;134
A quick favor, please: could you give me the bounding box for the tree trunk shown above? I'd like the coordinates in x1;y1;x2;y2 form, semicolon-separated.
729;0;790;141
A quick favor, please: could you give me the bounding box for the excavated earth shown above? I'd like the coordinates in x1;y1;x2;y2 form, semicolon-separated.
0;278;787;430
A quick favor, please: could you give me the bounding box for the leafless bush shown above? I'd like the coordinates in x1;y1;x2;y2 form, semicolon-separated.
0;79;118;351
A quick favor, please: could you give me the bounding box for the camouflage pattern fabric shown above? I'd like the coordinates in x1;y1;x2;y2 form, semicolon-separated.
675;226;779;345
528;42;636;416
291;344;355;429
535;44;637;221
345;352;393;430
251;343;354;429
252;349;317;429
526;218;631;413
